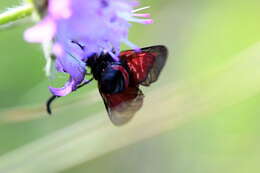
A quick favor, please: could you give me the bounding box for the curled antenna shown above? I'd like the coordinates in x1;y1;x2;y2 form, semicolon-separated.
46;95;58;115
46;78;94;115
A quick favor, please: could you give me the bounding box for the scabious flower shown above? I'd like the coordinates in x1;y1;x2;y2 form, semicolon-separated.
24;0;153;96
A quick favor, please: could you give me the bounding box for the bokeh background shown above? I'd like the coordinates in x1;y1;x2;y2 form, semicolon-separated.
1;0;260;172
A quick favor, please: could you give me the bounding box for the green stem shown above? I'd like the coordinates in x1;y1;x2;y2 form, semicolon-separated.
0;4;33;25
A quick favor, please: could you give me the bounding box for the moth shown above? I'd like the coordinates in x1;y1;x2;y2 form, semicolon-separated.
47;45;168;126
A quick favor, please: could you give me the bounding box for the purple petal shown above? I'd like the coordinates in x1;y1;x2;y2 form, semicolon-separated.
49;77;76;96
49;0;72;18
24;17;56;42
56;53;86;83
50;52;86;96
24;0;154;97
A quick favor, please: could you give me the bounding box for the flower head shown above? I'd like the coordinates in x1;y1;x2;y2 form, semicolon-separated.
24;0;153;96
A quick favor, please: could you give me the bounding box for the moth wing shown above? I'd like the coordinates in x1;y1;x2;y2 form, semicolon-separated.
99;86;144;126
119;45;168;86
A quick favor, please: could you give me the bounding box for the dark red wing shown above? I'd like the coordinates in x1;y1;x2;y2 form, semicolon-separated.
119;45;168;86
99;86;144;126
99;45;167;125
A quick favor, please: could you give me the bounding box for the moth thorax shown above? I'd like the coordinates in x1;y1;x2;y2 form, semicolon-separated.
100;65;129;94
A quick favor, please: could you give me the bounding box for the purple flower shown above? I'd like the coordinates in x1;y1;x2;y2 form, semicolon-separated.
24;0;153;96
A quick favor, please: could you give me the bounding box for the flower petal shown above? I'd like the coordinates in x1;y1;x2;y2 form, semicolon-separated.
24;17;56;43
56;53;86;83
49;0;72;18
49;52;86;96
24;0;153;96
49;77;76;96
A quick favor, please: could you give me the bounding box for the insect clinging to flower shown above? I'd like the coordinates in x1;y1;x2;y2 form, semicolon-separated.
23;0;168;125
47;44;168;125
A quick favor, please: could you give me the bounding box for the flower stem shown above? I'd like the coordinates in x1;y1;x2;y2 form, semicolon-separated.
0;4;33;25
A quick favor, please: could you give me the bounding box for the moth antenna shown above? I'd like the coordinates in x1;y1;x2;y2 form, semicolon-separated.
71;40;85;50
45;78;94;115
77;78;94;89
46;95;58;115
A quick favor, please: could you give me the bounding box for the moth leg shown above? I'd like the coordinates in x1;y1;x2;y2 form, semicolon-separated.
46;78;94;115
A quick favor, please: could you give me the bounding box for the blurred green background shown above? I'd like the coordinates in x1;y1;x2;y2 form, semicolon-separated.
1;0;260;172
